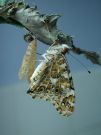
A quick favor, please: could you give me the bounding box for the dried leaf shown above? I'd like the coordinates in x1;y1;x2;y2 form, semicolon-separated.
18;39;37;82
84;51;101;65
72;45;101;66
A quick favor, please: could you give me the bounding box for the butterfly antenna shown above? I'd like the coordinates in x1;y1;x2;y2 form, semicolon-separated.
69;53;91;74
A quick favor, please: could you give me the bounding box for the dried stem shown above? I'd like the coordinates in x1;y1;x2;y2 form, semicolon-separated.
0;1;101;66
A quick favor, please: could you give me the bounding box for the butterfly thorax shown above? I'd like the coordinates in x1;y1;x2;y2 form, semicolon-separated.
42;44;71;61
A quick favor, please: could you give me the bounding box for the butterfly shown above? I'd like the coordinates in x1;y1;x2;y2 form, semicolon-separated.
27;44;75;116
18;34;101;117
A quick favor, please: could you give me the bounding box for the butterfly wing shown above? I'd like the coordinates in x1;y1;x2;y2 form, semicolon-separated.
27;53;75;116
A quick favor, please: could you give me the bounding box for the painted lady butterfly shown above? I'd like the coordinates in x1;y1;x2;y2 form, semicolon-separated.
27;44;75;116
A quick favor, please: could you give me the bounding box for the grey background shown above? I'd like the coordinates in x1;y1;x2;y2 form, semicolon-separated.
0;0;101;135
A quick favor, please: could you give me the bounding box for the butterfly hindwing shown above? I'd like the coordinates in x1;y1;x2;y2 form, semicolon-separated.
27;52;75;116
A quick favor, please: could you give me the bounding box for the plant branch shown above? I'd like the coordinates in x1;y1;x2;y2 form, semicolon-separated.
0;1;101;66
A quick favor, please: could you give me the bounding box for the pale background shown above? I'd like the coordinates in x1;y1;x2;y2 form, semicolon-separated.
0;0;101;135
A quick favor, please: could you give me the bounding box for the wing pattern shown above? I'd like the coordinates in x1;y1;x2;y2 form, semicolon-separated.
27;44;75;116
